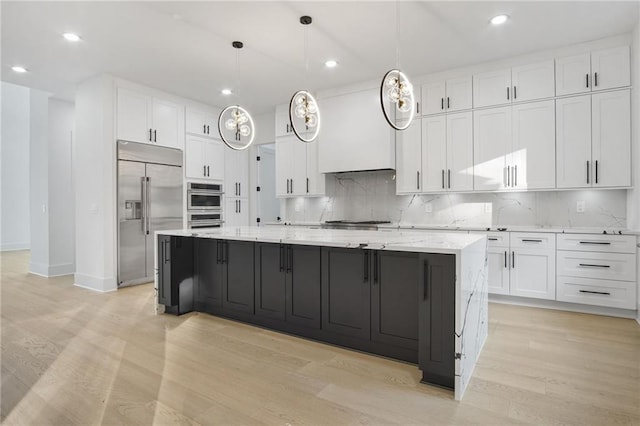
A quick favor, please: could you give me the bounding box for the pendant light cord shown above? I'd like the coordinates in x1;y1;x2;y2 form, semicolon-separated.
395;0;400;68
235;48;240;103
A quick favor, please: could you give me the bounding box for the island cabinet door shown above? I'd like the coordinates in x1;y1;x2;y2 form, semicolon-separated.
158;236;194;313
286;245;321;329
371;251;419;350
254;243;286;320
194;238;223;309
418;253;456;389
321;247;371;339
221;240;255;314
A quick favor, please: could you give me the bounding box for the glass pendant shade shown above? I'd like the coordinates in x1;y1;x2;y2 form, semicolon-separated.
380;68;415;131
289;90;321;143
217;105;255;150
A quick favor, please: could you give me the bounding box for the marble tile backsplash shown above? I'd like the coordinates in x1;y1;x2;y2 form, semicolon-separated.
283;171;628;229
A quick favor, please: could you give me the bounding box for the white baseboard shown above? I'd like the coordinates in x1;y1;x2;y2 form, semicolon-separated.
29;262;75;277
74;273;117;293
489;294;637;319
1;242;30;251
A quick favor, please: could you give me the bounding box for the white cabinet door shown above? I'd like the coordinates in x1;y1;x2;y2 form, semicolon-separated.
186;108;207;137
185;137;205;180
511;60;555;102
446;112;474;191
510;248;556;300
276;137;294;197
152;99;182;149
225;198;248;227
421;81;446;116
421;116;446;193
511;100;555;190
592;90;631;188
487;247;510;295
225;147;249;197
275;105;294;137
473;68;511;108
305;139;325;196
204;139;225;181
396;119;423;194
445;76;473;112
473;106;511;190
117;88;151;144
591;46;630;92
556;95;591;189
291;141;307;195
555;53;591;96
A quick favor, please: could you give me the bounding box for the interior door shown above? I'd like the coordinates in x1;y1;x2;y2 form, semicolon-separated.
146;163;183;279
118;160;147;285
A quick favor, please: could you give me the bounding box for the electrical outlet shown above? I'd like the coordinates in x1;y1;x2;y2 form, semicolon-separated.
576;200;585;213
425;203;433;213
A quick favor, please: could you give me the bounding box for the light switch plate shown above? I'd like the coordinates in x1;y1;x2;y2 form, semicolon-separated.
425;203;433;213
576;201;585;213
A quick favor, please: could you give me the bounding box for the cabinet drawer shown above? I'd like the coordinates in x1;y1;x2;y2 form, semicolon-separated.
486;232;509;248
557;234;636;254
557;251;636;282
510;232;555;250
557;276;636;310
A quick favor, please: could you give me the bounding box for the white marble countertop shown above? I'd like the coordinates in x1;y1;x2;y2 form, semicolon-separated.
158;226;486;254
265;221;639;236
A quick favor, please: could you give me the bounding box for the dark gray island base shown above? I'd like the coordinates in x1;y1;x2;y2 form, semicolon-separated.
157;234;457;391
156;227;488;400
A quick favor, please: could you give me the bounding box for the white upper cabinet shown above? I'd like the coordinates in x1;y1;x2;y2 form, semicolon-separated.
116;87;184;149
396;119;423;194
555;53;591;96
473;106;511;190
275;104;295;137
446;112;474;191
591;46;631;91
556;90;630;189
421;76;472;116
511;100;556;190
185;136;225;181
511;60;555;102
319;88;394;173
591;90;631;188
556;95;592;188
275;137;293;197
276;135;324;197
556;46;630;96
473;68;512;108
186;108;217;138
305;139;326;196
225;148;249;198
420;116;446;193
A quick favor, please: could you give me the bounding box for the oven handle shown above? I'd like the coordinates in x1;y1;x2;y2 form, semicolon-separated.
187;190;225;196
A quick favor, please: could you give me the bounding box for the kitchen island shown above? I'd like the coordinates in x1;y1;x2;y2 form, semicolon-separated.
155;227;488;400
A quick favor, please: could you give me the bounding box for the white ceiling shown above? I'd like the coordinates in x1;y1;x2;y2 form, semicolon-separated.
2;1;638;113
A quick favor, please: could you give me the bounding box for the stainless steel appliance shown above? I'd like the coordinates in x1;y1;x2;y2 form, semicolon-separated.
321;220;391;231
186;182;224;229
187;182;223;211
118;141;183;287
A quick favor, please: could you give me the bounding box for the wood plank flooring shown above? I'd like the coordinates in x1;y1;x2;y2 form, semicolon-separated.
2;250;639;425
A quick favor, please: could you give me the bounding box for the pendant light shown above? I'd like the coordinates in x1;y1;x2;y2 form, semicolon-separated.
380;2;415;131
218;41;256;150
288;15;321;143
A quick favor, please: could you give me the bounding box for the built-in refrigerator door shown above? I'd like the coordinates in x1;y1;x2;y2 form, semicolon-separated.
118;160;147;285
146;163;183;279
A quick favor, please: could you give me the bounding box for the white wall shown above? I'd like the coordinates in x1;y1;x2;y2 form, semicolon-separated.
28;89;50;275
74;75;117;292
47;99;75;275
1;82;30;251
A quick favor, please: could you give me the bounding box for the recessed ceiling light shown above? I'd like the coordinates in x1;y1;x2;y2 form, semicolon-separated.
221;88;232;96
325;59;338;68
11;66;28;73
490;14;509;25
63;32;81;42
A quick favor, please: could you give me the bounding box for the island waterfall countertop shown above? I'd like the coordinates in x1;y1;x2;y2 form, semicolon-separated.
157;226;487;254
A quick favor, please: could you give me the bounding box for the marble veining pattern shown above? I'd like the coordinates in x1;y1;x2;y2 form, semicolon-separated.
284;171;628;229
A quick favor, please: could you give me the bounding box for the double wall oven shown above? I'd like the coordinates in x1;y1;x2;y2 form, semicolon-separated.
187;182;224;229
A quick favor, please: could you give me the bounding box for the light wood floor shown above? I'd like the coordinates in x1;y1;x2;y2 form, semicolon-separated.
1;250;639;425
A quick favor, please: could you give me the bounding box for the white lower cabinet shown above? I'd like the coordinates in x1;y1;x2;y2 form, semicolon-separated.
225;198;249;227
487;232;556;300
556;234;637;309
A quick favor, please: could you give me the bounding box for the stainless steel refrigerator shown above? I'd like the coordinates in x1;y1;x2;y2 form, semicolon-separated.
118;140;183;287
